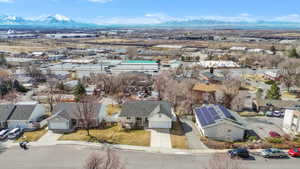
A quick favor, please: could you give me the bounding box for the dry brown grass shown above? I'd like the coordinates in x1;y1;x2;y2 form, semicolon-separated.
106;104;121;116
15;128;47;142
59;125;150;147
170;122;188;149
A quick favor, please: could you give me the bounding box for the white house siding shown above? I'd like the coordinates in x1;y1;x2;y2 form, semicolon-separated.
283;109;300;135
204;122;245;142
29;104;46;122
7;120;29;129
148;114;172;129
48;120;70;130
283;109;294;134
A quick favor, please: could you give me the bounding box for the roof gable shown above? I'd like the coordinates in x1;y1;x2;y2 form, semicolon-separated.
8;105;36;121
194;104;244;128
120;101;172;118
0;104;15;121
53;103;102;120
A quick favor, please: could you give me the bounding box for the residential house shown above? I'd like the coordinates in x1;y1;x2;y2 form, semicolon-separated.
0;104;15;129
119;101;177;129
48;103;106;133
6;103;46;129
193;82;222;103
283;108;300;136
194;104;246;141
199;72;224;84
253;99;300;112
264;71;281;81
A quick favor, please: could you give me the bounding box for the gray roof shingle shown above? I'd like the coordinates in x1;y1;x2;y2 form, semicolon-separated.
0;104;15;122
119;101;173;118
8;105;36;121
52;103;102;120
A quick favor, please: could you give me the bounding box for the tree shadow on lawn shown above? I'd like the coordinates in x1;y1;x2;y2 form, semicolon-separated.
87;135;115;144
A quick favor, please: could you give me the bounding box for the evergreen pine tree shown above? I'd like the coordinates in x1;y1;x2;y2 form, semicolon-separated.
73;81;86;101
266;83;281;100
288;48;299;58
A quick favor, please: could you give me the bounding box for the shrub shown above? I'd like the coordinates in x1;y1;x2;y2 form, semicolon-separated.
266;137;283;144
283;134;291;141
247;136;258;141
265;80;275;85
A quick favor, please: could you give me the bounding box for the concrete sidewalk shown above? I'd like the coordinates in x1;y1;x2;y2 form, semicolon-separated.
4;139;272;155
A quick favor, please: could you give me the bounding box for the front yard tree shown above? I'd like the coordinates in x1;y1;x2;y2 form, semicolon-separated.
74;80;86;101
47;79;57;113
279;59;299;92
266;83;281;100
76;96;98;137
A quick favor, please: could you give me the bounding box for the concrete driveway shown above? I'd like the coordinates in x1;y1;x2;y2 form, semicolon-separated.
36;130;62;145
181;119;208;149
245;117;284;139
150;129;171;148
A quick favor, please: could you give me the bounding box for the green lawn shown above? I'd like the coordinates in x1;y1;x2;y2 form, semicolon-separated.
58;125;150;147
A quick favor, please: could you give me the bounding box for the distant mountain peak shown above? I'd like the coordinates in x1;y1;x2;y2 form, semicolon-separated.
0;14;96;28
38;14;73;23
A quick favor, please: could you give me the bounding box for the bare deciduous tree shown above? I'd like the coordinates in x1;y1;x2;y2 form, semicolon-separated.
279;59;300;92
76;96;100;136
221;79;241;108
230;92;246;112
83;147;125;169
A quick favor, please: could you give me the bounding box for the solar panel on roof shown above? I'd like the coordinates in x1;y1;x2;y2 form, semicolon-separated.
195;107;216;127
208;107;221;120
202;107;215;125
219;105;236;121
195;109;208;126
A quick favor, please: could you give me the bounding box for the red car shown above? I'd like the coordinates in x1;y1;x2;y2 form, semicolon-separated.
269;131;281;138
288;148;300;157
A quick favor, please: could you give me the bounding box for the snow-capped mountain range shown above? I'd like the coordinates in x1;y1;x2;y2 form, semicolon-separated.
1;14;300;29
0;14;96;28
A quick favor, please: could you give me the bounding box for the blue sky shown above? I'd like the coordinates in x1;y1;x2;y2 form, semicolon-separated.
1;0;300;24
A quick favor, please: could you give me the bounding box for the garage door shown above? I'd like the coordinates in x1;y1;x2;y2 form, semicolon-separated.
49;122;69;130
149;121;171;129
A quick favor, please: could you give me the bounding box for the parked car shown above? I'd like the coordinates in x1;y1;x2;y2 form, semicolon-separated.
272;111;283;117
265;111;273;117
288;148;300;157
269;131;281;138
261;148;287;158
265;111;283;117
0;129;10;140
228;148;250;159
7;128;23;140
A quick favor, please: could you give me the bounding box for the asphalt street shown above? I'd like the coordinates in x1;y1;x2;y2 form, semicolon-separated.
0;145;299;169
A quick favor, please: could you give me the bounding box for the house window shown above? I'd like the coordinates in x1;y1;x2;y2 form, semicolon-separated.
227;129;231;133
127;117;131;120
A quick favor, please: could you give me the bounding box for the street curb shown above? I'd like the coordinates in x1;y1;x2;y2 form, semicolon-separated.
4;141;289;155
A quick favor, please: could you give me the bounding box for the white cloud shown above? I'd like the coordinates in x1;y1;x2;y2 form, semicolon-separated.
87;0;112;3
0;0;15;3
275;14;300;22
92;13;259;25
